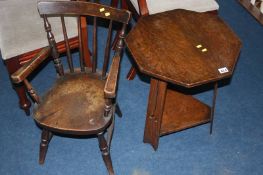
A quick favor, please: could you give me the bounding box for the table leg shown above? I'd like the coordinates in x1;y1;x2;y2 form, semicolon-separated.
143;78;167;150
210;82;218;134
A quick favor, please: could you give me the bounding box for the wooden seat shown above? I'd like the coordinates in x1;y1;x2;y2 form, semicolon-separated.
34;73;108;134
11;1;130;175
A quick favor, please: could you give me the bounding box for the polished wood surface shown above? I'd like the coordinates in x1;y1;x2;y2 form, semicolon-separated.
11;1;130;174
161;89;211;136
125;9;241;150
124;1;219;80
143;78;167;150
34;72;109;134
126;9;242;88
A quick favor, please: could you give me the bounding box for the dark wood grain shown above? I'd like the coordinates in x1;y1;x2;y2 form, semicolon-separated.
38;1;130;24
34;73;110;134
123;1;219;80
143;78;167;150
160;89;211;136
11;47;51;84
126;9;242;88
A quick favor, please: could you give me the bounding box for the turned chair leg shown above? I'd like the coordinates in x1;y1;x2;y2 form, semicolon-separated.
107;118;115;148
39;129;53;164
98;132;114;175
107;103;122;150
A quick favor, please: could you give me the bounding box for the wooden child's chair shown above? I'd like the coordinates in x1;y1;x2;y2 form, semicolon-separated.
11;1;130;174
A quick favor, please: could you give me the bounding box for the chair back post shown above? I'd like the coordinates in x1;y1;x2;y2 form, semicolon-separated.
43;15;64;76
115;23;127;54
103;23;127;118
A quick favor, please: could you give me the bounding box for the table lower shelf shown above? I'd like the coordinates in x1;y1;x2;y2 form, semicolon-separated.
160;89;211;136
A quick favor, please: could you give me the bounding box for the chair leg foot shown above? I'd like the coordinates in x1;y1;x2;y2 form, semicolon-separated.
126;67;136;80
39;129;52;164
24;108;31;116
98;132;115;175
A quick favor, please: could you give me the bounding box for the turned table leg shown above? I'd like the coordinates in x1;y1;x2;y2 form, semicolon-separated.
143;78;167;150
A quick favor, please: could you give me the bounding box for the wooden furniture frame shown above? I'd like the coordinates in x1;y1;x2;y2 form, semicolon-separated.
3;0;91;115
238;0;263;25
125;9;241;150
11;1;130;174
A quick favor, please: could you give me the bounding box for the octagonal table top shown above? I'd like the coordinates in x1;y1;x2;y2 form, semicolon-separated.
125;9;242;88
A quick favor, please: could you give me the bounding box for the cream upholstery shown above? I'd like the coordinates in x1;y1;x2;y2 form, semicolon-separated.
130;0;219;15
0;0;78;60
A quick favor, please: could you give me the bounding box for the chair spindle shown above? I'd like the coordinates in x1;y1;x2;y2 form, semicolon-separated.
61;16;74;73
115;24;126;53
92;16;98;73
102;20;113;78
78;16;85;72
43;16;64;76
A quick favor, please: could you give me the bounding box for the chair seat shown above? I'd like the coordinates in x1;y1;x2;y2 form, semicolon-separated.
130;0;219;15
34;72;111;135
0;0;77;60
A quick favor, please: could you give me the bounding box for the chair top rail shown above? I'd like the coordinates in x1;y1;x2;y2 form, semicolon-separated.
38;1;131;24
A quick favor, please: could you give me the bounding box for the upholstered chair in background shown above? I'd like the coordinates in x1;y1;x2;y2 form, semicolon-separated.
0;0;90;115
111;0;219;80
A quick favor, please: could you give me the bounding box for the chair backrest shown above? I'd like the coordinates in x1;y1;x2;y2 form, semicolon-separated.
37;1;130;78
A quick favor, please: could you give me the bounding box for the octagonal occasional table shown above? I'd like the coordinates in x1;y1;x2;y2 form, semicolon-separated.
125;9;242;150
